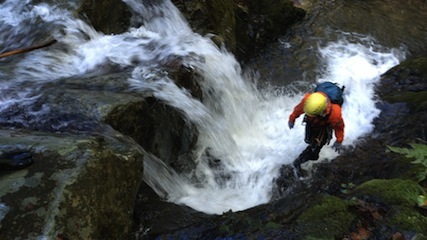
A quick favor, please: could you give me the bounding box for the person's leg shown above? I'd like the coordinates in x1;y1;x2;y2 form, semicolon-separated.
304;124;325;160
293;125;329;176
304;120;313;144
293;124;320;176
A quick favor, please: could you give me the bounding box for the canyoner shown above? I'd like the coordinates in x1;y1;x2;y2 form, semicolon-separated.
288;81;346;177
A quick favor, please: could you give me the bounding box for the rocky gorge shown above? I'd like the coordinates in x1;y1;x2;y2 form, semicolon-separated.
0;0;426;240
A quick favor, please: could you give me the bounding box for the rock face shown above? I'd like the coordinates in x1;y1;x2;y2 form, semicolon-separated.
0;66;203;239
0;73;147;239
78;0;305;61
375;56;427;144
0;129;144;239
172;0;306;61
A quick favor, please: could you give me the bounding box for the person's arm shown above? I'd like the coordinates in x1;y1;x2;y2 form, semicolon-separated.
329;104;345;143
289;93;310;124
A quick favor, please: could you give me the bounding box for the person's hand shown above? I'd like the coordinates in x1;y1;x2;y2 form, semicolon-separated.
332;142;342;153
288;121;294;129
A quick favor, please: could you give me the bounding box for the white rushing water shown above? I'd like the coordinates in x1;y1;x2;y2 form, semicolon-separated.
0;0;404;215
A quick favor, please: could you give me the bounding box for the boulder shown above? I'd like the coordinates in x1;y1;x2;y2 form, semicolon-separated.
0;129;144;239
0;72;148;239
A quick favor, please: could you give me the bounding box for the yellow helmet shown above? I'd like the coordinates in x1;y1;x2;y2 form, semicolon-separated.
304;92;327;116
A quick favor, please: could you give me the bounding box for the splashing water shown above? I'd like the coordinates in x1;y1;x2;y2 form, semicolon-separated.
0;0;404;214
126;2;404;214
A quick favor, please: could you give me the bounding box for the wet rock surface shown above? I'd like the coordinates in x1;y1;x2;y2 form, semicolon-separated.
0;129;144;239
77;0;305;61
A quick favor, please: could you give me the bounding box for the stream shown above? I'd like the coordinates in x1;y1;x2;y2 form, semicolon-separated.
0;0;426;216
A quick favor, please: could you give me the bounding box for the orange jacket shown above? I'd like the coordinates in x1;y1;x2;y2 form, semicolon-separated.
289;93;345;143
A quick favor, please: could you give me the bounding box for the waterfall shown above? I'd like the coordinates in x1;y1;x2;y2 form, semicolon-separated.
0;0;404;215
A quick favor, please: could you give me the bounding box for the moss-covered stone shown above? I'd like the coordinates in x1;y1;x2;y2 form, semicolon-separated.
296;195;355;239
56;148;144;239
0;130;144;239
386;206;427;234
352;179;424;207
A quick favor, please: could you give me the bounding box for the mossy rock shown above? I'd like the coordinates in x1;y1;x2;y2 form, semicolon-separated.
296;195;355;239
386;206;427;234
352;179;424;207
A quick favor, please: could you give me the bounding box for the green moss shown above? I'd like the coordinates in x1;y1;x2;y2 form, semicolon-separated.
297;195;355;239
219;224;231;235
353;179;424;207
386;206;427;234
264;221;281;230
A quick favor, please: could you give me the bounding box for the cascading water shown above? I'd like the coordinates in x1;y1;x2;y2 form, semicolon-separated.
0;0;405;215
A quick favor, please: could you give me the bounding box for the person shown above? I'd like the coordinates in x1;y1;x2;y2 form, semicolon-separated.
0;150;34;172
288;90;344;176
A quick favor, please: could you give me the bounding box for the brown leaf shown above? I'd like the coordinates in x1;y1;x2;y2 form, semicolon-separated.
371;211;382;220
392;232;405;240
350;227;371;240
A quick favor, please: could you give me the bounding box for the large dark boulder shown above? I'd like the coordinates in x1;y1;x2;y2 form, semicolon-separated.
375;56;427;144
0;129;144;239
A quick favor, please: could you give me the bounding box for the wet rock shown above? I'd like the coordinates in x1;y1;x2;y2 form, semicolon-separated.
132;182;210;239
172;0;306;61
78;0;131;34
235;0;305;61
0;71;148;239
379;56;427;94
77;0;305;62
376;56;427;143
105;97;198;171
0;129;144;239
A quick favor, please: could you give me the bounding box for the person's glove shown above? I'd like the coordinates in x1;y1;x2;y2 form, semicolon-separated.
288;121;294;129
332;142;342;153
